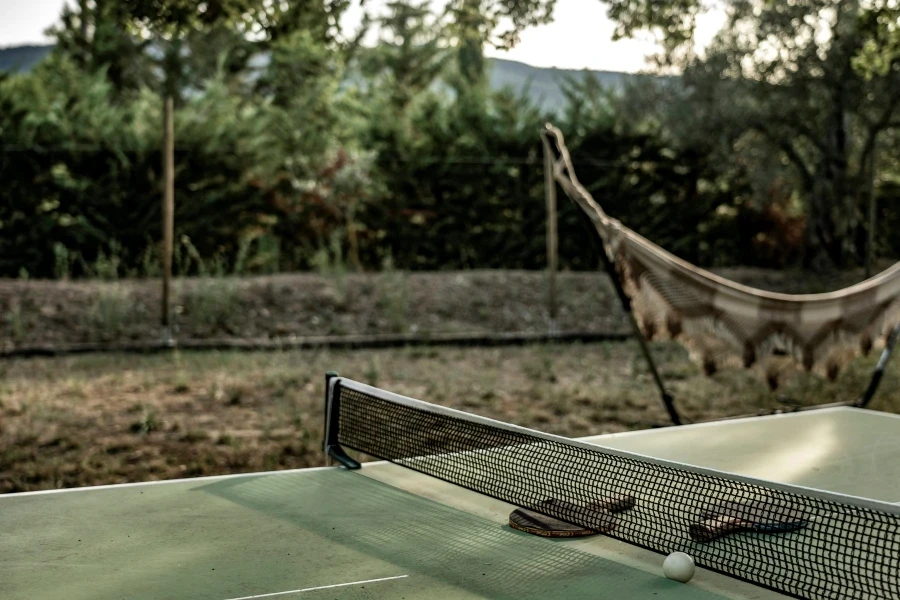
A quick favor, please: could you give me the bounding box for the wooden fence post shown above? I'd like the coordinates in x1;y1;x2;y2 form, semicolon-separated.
543;137;559;325
865;148;877;279
161;96;175;343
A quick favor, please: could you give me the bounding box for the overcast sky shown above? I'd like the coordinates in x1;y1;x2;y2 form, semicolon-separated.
0;0;724;73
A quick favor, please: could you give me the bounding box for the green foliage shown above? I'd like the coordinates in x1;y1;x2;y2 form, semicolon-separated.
49;0;153;95
0;18;367;279
605;0;900;268
853;1;900;79
604;0;704;67
11;0;892;279
0;56;160;278
359;0;446;110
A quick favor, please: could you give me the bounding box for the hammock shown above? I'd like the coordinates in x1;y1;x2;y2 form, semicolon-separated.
541;124;900;389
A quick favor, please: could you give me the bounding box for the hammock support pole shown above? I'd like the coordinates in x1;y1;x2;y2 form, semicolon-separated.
856;323;900;408
596;236;683;426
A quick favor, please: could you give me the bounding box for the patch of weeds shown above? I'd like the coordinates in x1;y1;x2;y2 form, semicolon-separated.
597;342;613;360
181;430;210;443
311;231;350;305
234;233;281;275
262;451;280;471
377;256;410;333
661;361;699;381
129;409;161;435
573;395;593;407
479;389;497;401
180;277;241;333
87;241;124;281
216;433;236;446
405;347;440;360
522;355;556;383
66;381;89;399
549;397;569;417
363;359;379;387
16;432;41;445
136;242;161;278
4;303;26;344
212;383;245;405
282;441;309;457
39;436;80;451
173;235;205;276
227;387;244;405
327;322;348;336
292;410;305;429
52;242;74;279
531;411;552;425
173;377;190;394
105;442;134;455
90;285;133;341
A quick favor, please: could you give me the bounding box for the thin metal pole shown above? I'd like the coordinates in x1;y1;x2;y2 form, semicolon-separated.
856;323;900;408
596;240;682;425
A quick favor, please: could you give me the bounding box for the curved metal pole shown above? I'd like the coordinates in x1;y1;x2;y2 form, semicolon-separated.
856;323;900;408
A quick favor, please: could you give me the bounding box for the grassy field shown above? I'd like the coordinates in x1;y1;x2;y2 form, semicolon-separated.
3;264;891;351
3;339;899;494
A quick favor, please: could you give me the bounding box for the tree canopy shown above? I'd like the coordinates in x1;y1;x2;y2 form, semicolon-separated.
603;0;900;266
3;0;900;279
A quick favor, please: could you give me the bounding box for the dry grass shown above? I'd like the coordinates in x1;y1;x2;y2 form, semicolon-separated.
2;340;898;494
3;264;889;350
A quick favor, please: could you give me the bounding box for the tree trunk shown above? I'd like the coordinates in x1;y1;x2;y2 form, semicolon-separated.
805;93;858;269
454;0;486;85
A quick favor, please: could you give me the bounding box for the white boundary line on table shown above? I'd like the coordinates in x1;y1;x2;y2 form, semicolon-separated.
222;575;409;600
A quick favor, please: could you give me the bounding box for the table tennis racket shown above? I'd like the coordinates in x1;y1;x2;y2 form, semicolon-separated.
689;500;807;543
509;495;636;538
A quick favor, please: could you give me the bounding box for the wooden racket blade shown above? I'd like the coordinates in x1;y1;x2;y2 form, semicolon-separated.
509;507;609;537
508;495;634;538
689;515;749;542
690;501;807;543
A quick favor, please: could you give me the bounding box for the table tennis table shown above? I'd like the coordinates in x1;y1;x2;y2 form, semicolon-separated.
3;375;900;600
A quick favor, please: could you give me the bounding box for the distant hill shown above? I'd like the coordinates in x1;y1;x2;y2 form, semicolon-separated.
0;44;633;113
0;45;53;73
487;58;629;112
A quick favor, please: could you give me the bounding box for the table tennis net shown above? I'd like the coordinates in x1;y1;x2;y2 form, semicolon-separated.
326;378;900;600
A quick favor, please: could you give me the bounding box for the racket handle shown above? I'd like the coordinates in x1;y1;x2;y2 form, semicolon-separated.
690;515;745;542
598;495;636;513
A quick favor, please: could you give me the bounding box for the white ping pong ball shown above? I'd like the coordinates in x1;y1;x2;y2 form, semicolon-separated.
663;551;695;583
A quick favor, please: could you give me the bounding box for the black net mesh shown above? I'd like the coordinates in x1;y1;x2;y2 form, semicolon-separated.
333;383;900;600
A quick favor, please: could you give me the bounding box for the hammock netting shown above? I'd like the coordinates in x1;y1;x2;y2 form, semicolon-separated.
541;124;900;388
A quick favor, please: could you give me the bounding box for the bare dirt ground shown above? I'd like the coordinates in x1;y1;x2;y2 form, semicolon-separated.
2;339;897;494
